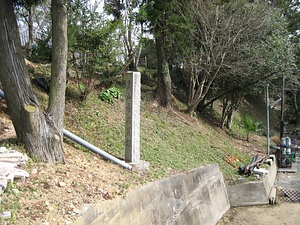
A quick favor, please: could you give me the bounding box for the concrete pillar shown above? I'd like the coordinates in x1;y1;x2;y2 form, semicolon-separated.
125;71;140;163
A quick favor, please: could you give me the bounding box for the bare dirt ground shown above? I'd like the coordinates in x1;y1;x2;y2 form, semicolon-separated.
218;202;300;225
218;155;300;225
0;110;144;224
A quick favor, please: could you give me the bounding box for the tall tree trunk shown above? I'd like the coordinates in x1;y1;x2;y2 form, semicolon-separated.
292;91;299;125
154;27;172;107
126;21;135;71
226;109;234;130
47;0;67;155
220;98;229;129
225;95;243;130
0;0;64;163
28;5;34;51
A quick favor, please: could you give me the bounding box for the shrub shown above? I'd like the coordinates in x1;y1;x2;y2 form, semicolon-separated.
99;86;121;104
240;114;264;141
30;40;52;63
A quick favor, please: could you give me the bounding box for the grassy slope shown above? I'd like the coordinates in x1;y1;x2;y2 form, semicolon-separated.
28;62;279;183
0;63;281;224
61;78;274;182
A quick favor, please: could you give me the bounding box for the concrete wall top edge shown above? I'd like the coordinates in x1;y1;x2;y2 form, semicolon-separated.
72;163;230;225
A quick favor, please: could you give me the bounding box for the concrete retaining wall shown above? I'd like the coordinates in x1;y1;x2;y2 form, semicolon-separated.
227;156;277;206
72;164;230;225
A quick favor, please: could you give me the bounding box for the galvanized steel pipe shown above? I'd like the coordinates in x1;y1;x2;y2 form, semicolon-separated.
0;89;132;170
63;129;132;170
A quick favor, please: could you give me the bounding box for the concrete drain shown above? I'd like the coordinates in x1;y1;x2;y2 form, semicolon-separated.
280;188;300;203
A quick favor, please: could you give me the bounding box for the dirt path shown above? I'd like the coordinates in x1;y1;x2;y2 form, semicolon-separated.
218;156;300;225
218;202;300;225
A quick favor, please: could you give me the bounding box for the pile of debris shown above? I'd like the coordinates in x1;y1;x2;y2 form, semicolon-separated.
238;154;270;176
0;147;29;220
0;146;29;195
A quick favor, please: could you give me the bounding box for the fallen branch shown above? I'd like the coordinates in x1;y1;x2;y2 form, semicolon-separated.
169;108;190;125
224;155;237;168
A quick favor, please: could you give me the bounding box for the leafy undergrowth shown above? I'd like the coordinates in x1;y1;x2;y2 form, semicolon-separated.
0;63;273;224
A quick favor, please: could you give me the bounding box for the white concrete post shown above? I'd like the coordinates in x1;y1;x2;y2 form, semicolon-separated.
125;71;141;163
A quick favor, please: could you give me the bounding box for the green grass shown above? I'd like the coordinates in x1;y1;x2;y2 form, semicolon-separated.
28;64;271;183
0;181;21;224
62;80;262;181
0;61;277;224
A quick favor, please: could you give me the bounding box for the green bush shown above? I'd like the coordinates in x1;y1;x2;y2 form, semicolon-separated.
30;40;52;63
99;86;121;104
107;86;121;99
240;114;264;141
